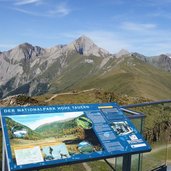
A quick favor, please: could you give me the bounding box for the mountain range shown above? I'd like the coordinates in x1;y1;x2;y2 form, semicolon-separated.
0;35;171;100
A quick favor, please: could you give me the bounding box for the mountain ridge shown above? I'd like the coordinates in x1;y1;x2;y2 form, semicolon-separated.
0;35;171;99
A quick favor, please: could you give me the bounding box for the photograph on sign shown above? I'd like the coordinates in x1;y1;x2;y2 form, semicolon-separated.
110;121;133;136
5;112;103;166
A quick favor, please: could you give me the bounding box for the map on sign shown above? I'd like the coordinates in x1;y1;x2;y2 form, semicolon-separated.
14;146;44;165
0;103;151;171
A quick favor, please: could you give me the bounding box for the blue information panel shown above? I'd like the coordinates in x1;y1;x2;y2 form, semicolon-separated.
0;103;151;171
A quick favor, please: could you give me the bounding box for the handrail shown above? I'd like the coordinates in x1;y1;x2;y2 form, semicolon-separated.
121;100;171;109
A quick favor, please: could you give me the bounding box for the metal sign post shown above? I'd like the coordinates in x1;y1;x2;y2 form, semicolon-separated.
2;136;10;171
122;154;131;171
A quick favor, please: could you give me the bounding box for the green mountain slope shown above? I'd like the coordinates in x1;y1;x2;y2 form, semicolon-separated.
3;51;171;100
35;118;78;137
47;52;104;93
63;56;171;100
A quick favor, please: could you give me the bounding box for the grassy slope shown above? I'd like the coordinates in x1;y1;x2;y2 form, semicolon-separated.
35;118;77;137
72;56;171;100
34;89;149;105
5;53;171;100
48;53;103;93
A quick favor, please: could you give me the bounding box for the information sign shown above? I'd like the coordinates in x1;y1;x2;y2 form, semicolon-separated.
0;103;151;171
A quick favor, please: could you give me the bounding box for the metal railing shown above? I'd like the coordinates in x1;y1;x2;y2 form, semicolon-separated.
122;99;171;171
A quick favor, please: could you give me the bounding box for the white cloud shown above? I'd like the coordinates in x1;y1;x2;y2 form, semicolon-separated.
13;7;49;17
12;2;71;17
121;22;157;31
48;3;71;17
15;0;42;5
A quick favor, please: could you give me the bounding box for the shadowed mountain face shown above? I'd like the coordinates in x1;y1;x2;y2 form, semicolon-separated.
0;36;171;100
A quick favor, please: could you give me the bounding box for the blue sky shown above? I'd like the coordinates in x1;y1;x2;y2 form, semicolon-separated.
0;0;171;56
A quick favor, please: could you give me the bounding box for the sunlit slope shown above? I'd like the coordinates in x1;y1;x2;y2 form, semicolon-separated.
48;52;104;93
68;56;171;100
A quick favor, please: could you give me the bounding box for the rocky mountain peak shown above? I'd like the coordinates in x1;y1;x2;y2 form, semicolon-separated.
158;54;171;62
131;52;147;62
75;35;94;46
67;35;110;57
19;42;34;50
8;43;45;61
115;49;130;58
159;54;171;63
71;35;98;55
147;54;171;72
19;43;45;56
165;53;171;59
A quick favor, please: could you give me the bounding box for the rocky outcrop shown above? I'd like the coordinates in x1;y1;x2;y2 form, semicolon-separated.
115;49;130;58
0;94;44;107
147;54;171;72
66;35;110;57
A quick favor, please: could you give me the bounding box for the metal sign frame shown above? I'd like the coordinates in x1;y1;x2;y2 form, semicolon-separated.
0;103;151;171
